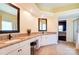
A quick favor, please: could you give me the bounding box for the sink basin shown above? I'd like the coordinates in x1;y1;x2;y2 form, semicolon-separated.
4;39;19;44
16;37;29;40
16;37;25;39
0;41;5;44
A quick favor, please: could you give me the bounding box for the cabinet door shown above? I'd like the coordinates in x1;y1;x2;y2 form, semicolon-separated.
7;49;20;55
46;34;58;45
20;46;30;55
35;36;41;48
39;35;48;46
20;42;30;55
0;42;20;55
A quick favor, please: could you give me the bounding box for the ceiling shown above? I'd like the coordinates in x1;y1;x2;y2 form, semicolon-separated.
15;3;79;18
16;3;79;13
15;3;79;14
35;3;79;13
36;3;71;10
35;3;79;19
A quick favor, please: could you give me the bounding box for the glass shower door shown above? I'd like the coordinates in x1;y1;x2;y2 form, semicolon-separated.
73;19;79;44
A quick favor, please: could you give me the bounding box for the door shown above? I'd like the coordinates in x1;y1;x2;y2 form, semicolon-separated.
58;20;66;41
73;20;78;43
39;35;48;46
46;34;58;45
20;45;30;55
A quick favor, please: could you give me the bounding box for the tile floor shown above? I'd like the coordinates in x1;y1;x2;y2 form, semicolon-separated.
35;41;79;55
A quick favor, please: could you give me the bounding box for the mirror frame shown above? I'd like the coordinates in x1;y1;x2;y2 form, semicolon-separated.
38;18;47;31
0;3;20;34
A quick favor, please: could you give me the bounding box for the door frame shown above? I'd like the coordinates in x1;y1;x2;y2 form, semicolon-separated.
58;20;67;41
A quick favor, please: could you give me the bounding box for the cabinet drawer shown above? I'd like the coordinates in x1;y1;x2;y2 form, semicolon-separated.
19;40;30;47
20;45;30;55
0;43;21;55
7;48;20;55
7;42;30;55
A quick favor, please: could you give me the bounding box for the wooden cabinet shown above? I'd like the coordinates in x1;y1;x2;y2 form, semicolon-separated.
0;42;21;55
7;40;30;55
46;34;58;45
7;44;30;55
35;36;41;49
38;35;48;47
38;34;58;47
0;37;38;55
40;35;48;46
19;42;30;55
20;44;30;55
0;40;31;55
7;48;20;55
0;34;58;55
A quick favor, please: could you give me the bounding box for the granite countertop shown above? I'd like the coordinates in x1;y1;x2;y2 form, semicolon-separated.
0;32;56;49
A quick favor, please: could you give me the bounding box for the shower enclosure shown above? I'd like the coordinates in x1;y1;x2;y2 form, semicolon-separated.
73;18;79;48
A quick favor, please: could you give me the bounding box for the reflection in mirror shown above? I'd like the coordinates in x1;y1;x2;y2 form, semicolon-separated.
38;18;47;31
0;3;20;33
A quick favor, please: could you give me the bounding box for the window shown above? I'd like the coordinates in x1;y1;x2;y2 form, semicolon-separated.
2;21;12;30
59;25;63;32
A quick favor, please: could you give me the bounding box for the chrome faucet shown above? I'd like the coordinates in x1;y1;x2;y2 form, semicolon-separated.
8;34;12;40
42;31;44;34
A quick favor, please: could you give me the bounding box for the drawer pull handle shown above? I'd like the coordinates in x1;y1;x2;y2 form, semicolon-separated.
18;49;22;52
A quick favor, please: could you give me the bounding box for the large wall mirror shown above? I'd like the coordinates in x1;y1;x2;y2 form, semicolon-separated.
38;18;47;31
0;3;20;33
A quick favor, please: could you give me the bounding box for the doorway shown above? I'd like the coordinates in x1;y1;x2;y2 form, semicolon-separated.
58;20;66;41
73;19;79;44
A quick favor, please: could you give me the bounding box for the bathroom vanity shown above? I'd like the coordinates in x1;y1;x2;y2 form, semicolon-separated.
0;33;58;55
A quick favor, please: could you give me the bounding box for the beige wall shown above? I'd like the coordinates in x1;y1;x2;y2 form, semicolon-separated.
20;9;58;33
17;3;58;34
20;9;38;33
47;15;58;32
